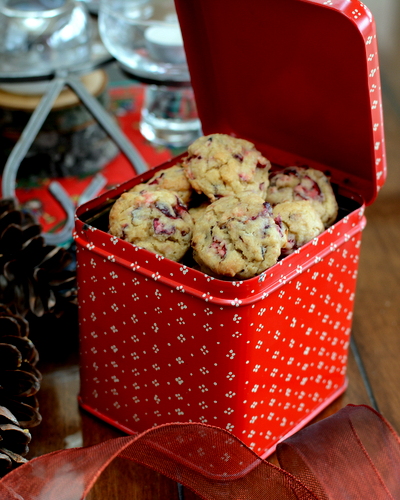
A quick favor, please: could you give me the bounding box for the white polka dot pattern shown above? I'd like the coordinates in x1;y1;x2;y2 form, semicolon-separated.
75;189;365;456
73;0;384;457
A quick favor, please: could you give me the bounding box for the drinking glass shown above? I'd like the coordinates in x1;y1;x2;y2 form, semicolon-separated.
98;0;201;148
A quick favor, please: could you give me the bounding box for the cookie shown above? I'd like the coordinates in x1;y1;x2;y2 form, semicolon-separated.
253;165;272;199
109;189;193;261
130;163;193;205
273;201;325;256
266;166;338;227
183;133;271;201
191;193;286;279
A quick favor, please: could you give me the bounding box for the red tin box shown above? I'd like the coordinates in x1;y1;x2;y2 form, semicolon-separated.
74;0;386;457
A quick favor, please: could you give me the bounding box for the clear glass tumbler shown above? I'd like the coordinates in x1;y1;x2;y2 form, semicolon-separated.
140;84;201;148
98;0;202;148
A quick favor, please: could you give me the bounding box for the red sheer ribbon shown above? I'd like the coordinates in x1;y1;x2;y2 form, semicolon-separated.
0;405;399;500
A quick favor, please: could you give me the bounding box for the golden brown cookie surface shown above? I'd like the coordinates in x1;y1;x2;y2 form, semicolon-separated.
109;189;193;261
273;200;325;256
191;193;286;279
267;166;338;227
130;163;193;205
183;134;271;201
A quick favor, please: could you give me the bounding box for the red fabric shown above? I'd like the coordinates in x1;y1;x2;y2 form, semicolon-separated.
0;405;399;500
276;405;400;500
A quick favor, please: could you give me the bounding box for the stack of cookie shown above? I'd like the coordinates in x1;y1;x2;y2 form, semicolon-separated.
109;134;338;280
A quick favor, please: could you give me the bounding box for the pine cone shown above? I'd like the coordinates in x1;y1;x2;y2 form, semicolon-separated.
0;305;42;476
0;198;77;318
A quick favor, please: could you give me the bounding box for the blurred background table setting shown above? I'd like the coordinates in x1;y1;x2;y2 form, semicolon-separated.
0;0;201;247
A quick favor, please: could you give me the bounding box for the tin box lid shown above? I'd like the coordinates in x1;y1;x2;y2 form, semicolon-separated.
175;0;386;205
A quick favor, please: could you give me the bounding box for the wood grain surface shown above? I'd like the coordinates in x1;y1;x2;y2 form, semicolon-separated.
23;1;400;497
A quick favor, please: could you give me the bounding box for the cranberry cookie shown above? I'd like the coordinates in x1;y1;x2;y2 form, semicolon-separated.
109;189;193;261
273;201;325;256
191;193;286;279
266;166;338;227
183;134;271;201
130;163;193;205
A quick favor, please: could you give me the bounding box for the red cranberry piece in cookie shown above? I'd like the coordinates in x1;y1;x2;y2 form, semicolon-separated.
239;172;252;181
155;202;177;219
211;238;227;258
273;215;285;239
172;198;189;218
250;203;272;221
294;176;322;200
153;219;176;235
148;173;164;185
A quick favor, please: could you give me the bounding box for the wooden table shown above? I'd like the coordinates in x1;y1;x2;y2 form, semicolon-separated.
24;5;400;497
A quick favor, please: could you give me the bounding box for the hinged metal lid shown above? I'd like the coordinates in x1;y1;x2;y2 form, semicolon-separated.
175;0;386;204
